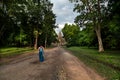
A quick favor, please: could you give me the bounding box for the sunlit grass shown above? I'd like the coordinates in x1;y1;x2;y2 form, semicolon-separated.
0;47;33;58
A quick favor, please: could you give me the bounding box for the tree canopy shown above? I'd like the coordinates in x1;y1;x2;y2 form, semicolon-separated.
0;0;57;48
62;0;120;50
62;23;80;46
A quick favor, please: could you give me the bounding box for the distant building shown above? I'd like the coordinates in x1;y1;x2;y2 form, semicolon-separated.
57;31;66;46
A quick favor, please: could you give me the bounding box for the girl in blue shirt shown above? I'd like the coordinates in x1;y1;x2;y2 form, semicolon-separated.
38;46;44;62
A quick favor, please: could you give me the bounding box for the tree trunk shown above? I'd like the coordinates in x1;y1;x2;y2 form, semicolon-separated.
45;35;47;48
0;25;5;39
34;33;38;50
95;23;104;52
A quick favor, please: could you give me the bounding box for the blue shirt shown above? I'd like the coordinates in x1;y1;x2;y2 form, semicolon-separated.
39;48;43;52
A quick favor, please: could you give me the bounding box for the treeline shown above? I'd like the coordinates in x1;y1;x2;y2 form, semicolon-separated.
63;0;120;51
0;0;57;49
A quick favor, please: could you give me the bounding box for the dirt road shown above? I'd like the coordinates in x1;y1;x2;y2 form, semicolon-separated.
0;47;104;80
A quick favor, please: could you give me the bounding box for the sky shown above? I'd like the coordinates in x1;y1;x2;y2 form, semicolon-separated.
50;0;78;34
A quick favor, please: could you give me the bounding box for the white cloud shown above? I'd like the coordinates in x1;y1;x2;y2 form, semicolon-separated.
51;0;68;4
50;0;78;33
54;24;64;34
59;24;64;29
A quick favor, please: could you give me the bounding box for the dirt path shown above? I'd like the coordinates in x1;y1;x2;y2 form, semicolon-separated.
0;47;105;80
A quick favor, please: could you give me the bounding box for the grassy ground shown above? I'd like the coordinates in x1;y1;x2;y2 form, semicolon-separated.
66;47;120;80
0;47;33;58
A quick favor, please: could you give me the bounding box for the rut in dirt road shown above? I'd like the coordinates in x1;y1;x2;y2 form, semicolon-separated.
0;47;104;80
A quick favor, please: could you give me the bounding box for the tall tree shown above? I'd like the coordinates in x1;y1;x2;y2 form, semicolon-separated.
69;0;108;52
106;0;120;49
42;2;56;48
0;0;57;48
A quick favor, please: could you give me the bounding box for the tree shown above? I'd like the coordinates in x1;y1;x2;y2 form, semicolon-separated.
26;0;56;49
0;0;57;48
0;0;20;46
62;23;80;46
104;0;120;49
42;2;56;48
69;0;108;52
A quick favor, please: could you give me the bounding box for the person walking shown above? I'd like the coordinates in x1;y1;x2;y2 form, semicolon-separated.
38;46;44;62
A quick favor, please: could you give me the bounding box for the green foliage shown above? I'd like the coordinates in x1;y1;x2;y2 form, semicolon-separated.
62;23;80;46
78;27;97;47
0;0;57;47
101;0;120;49
69;0;109;52
62;23;97;47
68;0;120;49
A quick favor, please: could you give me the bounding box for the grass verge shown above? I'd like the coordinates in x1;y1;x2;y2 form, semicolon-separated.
66;47;120;80
0;47;33;58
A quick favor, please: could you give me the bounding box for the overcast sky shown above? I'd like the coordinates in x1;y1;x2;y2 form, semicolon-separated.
50;0;78;33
